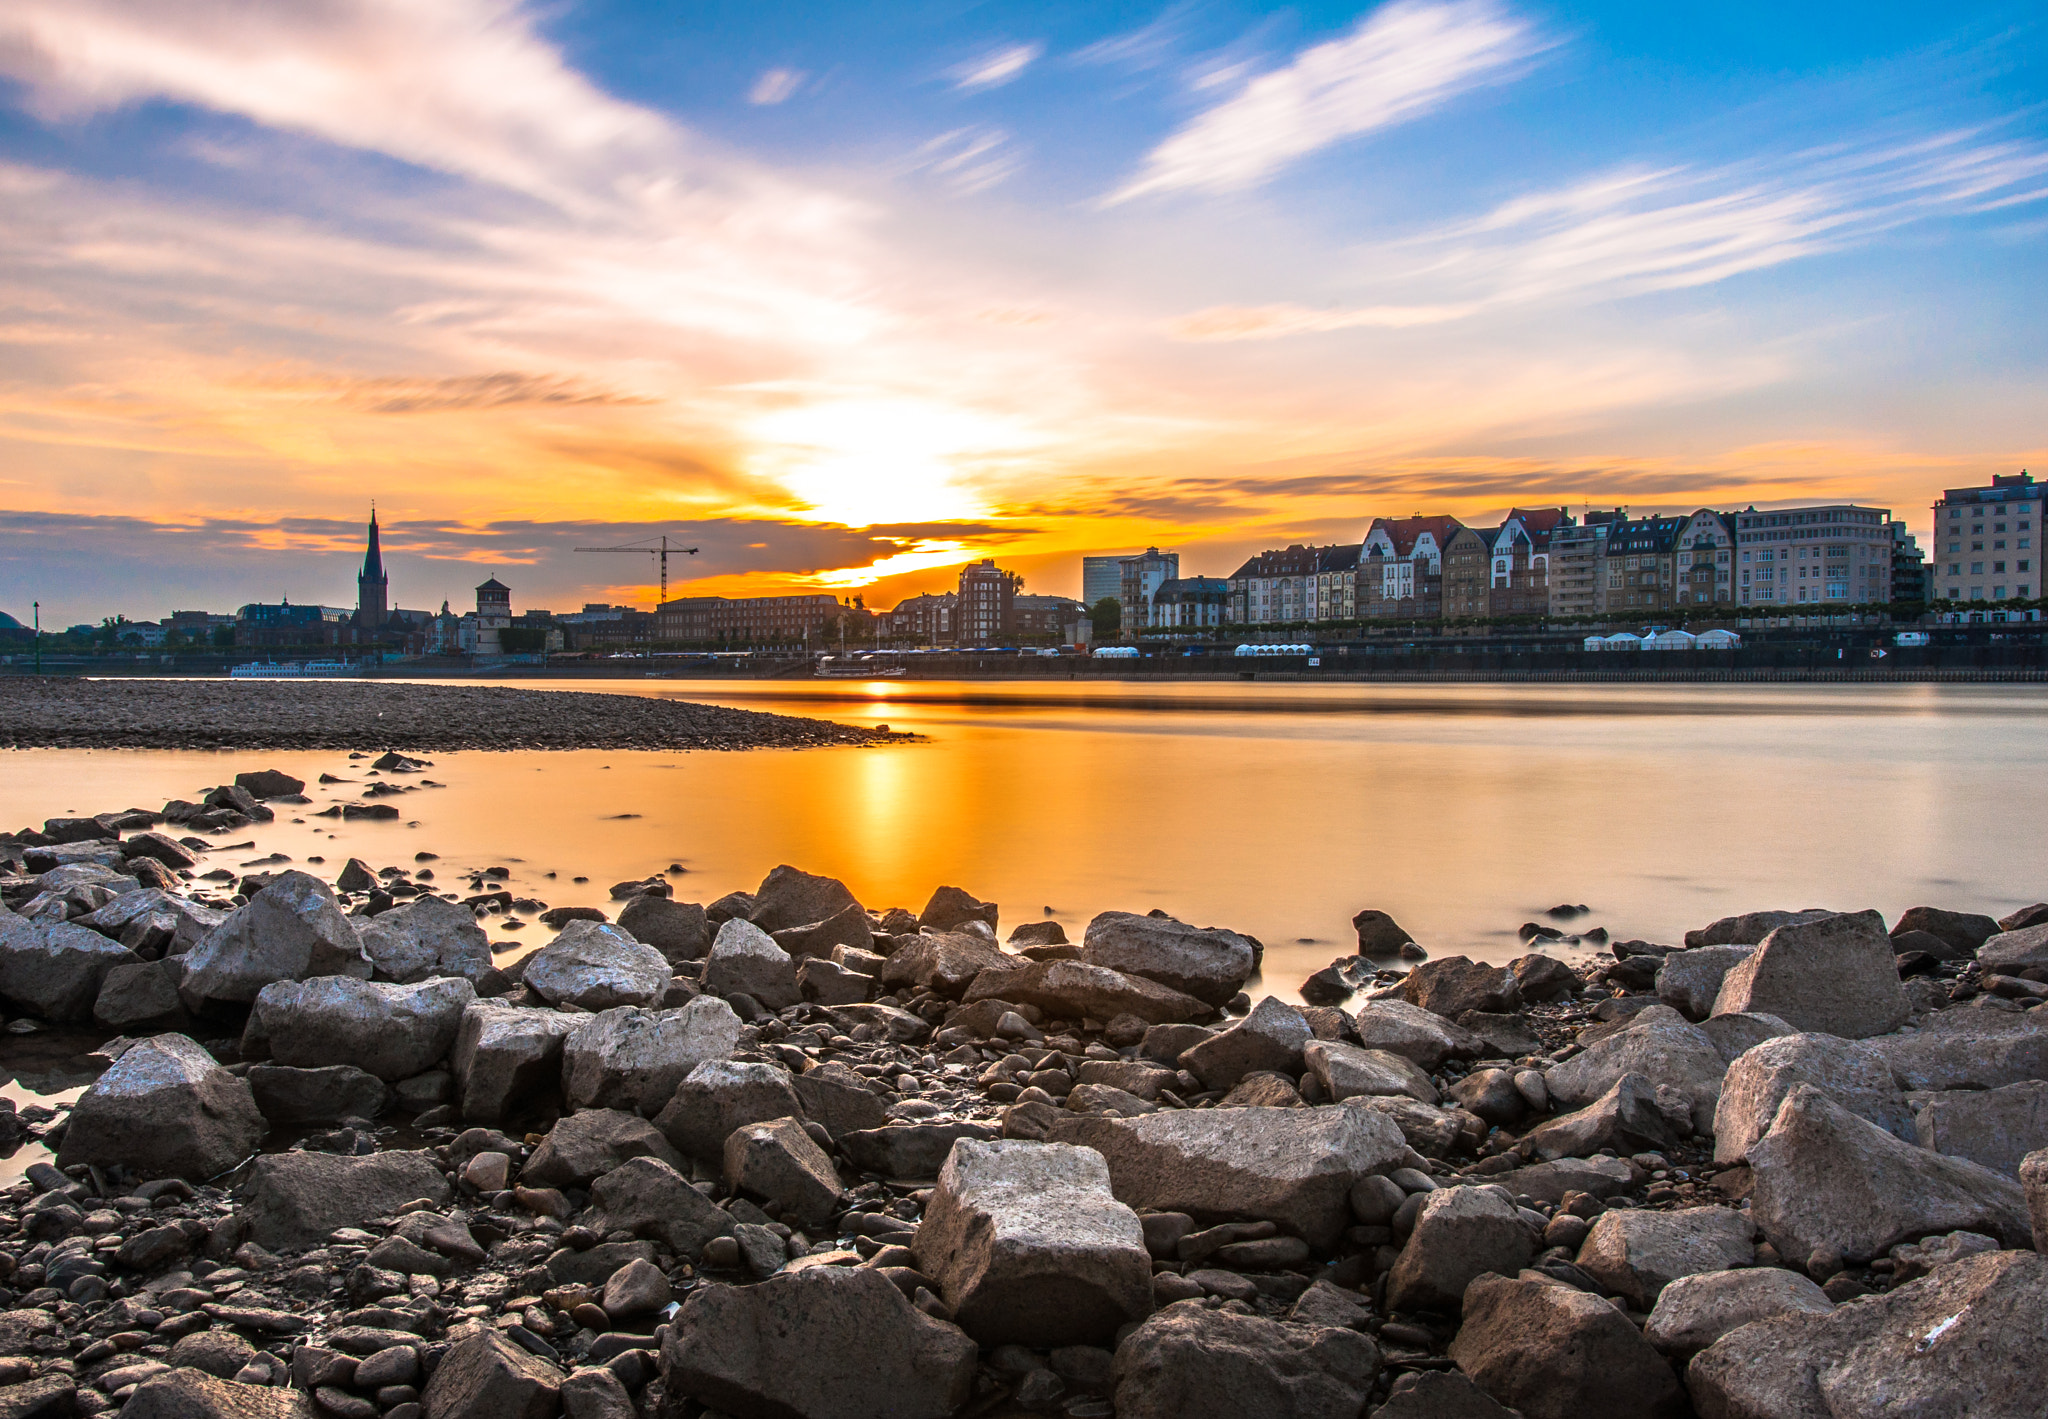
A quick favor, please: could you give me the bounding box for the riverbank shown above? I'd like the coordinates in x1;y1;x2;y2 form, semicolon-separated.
0;679;908;752
0;778;2044;1418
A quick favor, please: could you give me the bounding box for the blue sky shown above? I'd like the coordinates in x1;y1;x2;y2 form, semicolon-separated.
0;0;2043;623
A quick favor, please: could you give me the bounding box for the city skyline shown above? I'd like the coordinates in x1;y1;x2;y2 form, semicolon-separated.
2;1;2045;625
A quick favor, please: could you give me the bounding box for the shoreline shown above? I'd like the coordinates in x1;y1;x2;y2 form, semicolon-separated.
0;780;2042;1417
0;679;910;753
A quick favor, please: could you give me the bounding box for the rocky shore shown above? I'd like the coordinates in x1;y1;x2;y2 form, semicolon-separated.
2;778;2047;1419
0;680;902;752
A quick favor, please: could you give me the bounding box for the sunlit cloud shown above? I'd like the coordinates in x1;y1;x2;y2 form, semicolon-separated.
748;67;805;105
948;42;1043;94
1173;127;2048;337
1106;0;1546;203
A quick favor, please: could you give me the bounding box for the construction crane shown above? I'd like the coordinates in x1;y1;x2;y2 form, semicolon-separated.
574;535;699;607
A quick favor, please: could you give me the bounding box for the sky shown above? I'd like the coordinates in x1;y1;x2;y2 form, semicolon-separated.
1;0;2045;625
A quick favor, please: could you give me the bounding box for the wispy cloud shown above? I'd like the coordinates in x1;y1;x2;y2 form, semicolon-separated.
949;42;1043;94
1107;0;1545;203
1173;127;2048;337
748;68;805;105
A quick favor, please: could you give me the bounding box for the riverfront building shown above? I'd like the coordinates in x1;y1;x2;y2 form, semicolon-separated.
1931;471;2040;604
1732;504;1893;608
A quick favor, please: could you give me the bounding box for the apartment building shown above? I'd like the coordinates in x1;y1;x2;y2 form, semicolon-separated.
1930;471;2040;603
1733;504;1892;607
1359;517;1459;619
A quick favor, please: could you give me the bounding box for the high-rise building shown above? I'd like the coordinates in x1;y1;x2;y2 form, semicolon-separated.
1930;471;2040;604
354;508;388;632
1732;504;1892;608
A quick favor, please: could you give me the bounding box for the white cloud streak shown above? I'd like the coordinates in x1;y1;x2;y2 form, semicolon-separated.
948;42;1043;94
1173;128;2048;338
748;68;805;105
1107;0;1544;203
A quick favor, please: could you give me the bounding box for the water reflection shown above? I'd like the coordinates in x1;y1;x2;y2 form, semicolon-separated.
2;682;2042;1095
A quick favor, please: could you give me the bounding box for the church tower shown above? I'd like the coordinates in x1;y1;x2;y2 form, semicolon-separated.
356;507;389;631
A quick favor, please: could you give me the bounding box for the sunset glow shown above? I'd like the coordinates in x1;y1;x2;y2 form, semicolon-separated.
1;0;2043;622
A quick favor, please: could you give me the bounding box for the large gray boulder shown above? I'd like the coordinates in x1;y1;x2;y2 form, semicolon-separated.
747;864;863;934
583;1155;733;1257
1643;1266;1833;1361
238;1148;450;1249
421;1330;560;1419
662;1267;977;1419
1080;911;1256;1007
1180;996;1312;1091
0;913;141;1020
178;871;371;1010
1685;908;1829;948
1384;1184;1534;1313
1036;1101;1407;1248
521;920;668;1010
523;1108;682;1189
452;1000;580;1123
58;1033;264;1180
653;1058;804;1160
1519;1073;1679;1161
1863;1009;2048;1090
1449;1272;1685;1419
964;958;1208;1025
1112;1302;1380;1419
562;997;743;1115
1350;999;1485;1070
913;1139;1152;1346
1709;909;1908;1039
1712;1031;1912;1164
1914;1079;2048;1178
1656;946;1755;1020
1301;1040;1439;1104
1978;921;2048;974
253;974;473;1080
1545;1005;1725;1135
701;917;799;1010
616;895;711;963
1573;1205;1754;1309
247;1063;392;1124
1748;1084;2033;1267
1685;1249;2048;1419
357;895;492;983
1396;957;1521;1019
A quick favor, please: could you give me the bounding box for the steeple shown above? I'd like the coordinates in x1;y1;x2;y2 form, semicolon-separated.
356;505;389;630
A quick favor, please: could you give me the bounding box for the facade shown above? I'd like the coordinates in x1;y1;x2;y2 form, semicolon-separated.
1014;594;1086;639
1890;522;1927;604
1733;504;1892;608
1147;576;1232;629
1441;525;1495;620
1081;555;1132;610
1490;508;1571;615
1548;511;1625;617
1358;517;1459;620
957;559;1021;644
1117;549;1179;638
884;592;955;644
1675;510;1735;606
1930;471;2040;604
474;577;512;656
1597;513;1688;614
653;593;842;645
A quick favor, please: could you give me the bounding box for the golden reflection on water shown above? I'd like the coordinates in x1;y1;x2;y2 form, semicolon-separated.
1;680;2043;1005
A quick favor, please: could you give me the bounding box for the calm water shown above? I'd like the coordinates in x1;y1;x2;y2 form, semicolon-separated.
5;679;2044;1000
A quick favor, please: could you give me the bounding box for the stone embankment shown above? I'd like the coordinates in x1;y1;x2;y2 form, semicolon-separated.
0;679;902;752
2;778;2048;1418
